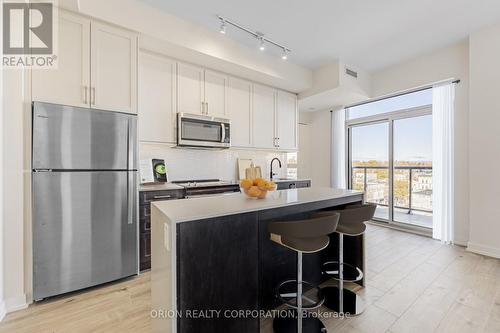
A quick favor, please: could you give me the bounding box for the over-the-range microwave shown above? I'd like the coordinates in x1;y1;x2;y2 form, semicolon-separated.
177;113;231;148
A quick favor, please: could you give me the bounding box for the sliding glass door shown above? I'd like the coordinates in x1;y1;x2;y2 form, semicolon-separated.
350;122;390;220
346;89;433;231
393;115;433;228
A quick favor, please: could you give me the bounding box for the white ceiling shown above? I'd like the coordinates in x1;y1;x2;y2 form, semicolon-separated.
139;0;500;72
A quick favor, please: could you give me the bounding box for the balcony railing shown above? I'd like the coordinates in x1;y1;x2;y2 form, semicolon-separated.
351;166;432;214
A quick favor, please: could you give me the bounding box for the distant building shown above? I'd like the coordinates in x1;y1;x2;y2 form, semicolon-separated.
413;189;433;211
413;172;432;191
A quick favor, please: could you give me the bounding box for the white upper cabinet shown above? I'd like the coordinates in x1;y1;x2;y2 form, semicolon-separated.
276;90;298;150
204;70;227;117
177;62;205;115
32;10;90;107
32;12;138;114
91;21;137;114
227;77;252;147
252;84;276;149
138;51;177;143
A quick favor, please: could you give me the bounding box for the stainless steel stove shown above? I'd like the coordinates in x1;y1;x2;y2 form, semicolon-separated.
172;179;240;198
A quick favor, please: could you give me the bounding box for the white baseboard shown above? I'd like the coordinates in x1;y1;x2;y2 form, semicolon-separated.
4;294;27;314
467;242;500;259
453;239;468;247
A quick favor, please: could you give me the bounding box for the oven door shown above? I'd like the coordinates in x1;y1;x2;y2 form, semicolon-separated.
177;114;230;148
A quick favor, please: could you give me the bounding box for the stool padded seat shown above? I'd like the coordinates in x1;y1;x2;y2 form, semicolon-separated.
335;222;366;236
315;203;376;236
268;213;340;253
280;235;330;253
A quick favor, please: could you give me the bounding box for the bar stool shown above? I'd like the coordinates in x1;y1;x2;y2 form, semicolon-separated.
316;203;376;316
268;212;340;333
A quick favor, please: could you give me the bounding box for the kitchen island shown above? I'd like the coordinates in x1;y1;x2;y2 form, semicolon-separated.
151;187;364;333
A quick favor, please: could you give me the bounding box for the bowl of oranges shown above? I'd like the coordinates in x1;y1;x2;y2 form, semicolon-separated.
240;178;277;199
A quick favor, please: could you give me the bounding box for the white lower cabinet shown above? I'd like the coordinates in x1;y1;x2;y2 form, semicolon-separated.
138;51;177;143
252;84;277;149
227;77;252;147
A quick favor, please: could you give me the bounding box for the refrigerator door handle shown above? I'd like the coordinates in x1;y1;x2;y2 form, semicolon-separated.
128;117;138;170
128;172;137;225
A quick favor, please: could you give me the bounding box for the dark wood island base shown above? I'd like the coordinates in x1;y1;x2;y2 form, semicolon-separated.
151;188;364;333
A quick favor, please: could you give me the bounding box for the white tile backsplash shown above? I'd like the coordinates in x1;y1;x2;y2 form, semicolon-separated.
139;143;287;181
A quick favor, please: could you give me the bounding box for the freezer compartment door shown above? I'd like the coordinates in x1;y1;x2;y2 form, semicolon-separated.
32;102;133;170
33;171;138;300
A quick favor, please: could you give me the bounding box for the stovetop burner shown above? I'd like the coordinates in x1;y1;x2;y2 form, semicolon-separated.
172;179;237;188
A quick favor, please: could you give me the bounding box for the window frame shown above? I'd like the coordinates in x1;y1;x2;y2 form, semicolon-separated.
345;103;433;235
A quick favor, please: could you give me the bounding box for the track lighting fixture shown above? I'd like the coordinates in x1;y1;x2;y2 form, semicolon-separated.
217;15;291;60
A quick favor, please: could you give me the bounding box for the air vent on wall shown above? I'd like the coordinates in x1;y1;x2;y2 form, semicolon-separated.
345;68;358;78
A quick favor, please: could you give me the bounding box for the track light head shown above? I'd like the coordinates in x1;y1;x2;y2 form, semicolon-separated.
281;48;288;60
258;36;265;51
219;20;226;34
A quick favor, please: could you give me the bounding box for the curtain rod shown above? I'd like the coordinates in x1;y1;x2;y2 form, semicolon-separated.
345;79;460;109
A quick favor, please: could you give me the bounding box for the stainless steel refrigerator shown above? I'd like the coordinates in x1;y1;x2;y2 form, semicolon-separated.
32;102;138;301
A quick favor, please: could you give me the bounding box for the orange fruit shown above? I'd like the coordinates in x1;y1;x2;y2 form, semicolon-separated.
257;180;269;189
253;178;265;186
247;186;261;197
240;179;253;189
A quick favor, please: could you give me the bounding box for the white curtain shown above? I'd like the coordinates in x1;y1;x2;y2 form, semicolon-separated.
331;109;346;189
432;83;455;243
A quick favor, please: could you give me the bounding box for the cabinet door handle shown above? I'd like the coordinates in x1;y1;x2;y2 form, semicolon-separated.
91;87;96;105
153;195;172;199
83;86;88;104
206;102;209;115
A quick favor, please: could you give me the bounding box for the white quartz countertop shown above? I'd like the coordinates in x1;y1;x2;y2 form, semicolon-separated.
152;187;363;223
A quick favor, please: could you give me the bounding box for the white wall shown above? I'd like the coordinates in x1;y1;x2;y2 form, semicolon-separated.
297;123;312;180
371;40;470;245
298;61;371;112
467;23;500;258
139;144;287;181
300;110;332;187
1;69;28;313
0;1;4;317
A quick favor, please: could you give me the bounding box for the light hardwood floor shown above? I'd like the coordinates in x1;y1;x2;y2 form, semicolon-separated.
0;272;151;333
2;224;500;333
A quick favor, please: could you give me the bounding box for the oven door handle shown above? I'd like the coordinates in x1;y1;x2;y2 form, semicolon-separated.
221;123;226;143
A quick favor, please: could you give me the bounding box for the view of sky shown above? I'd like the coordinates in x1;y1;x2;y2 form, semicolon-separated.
350;89;433;163
348;89;432;120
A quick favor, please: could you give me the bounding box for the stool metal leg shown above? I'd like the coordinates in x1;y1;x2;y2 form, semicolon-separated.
297;252;303;333
339;233;344;314
322;232;365;316
273;251;327;333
